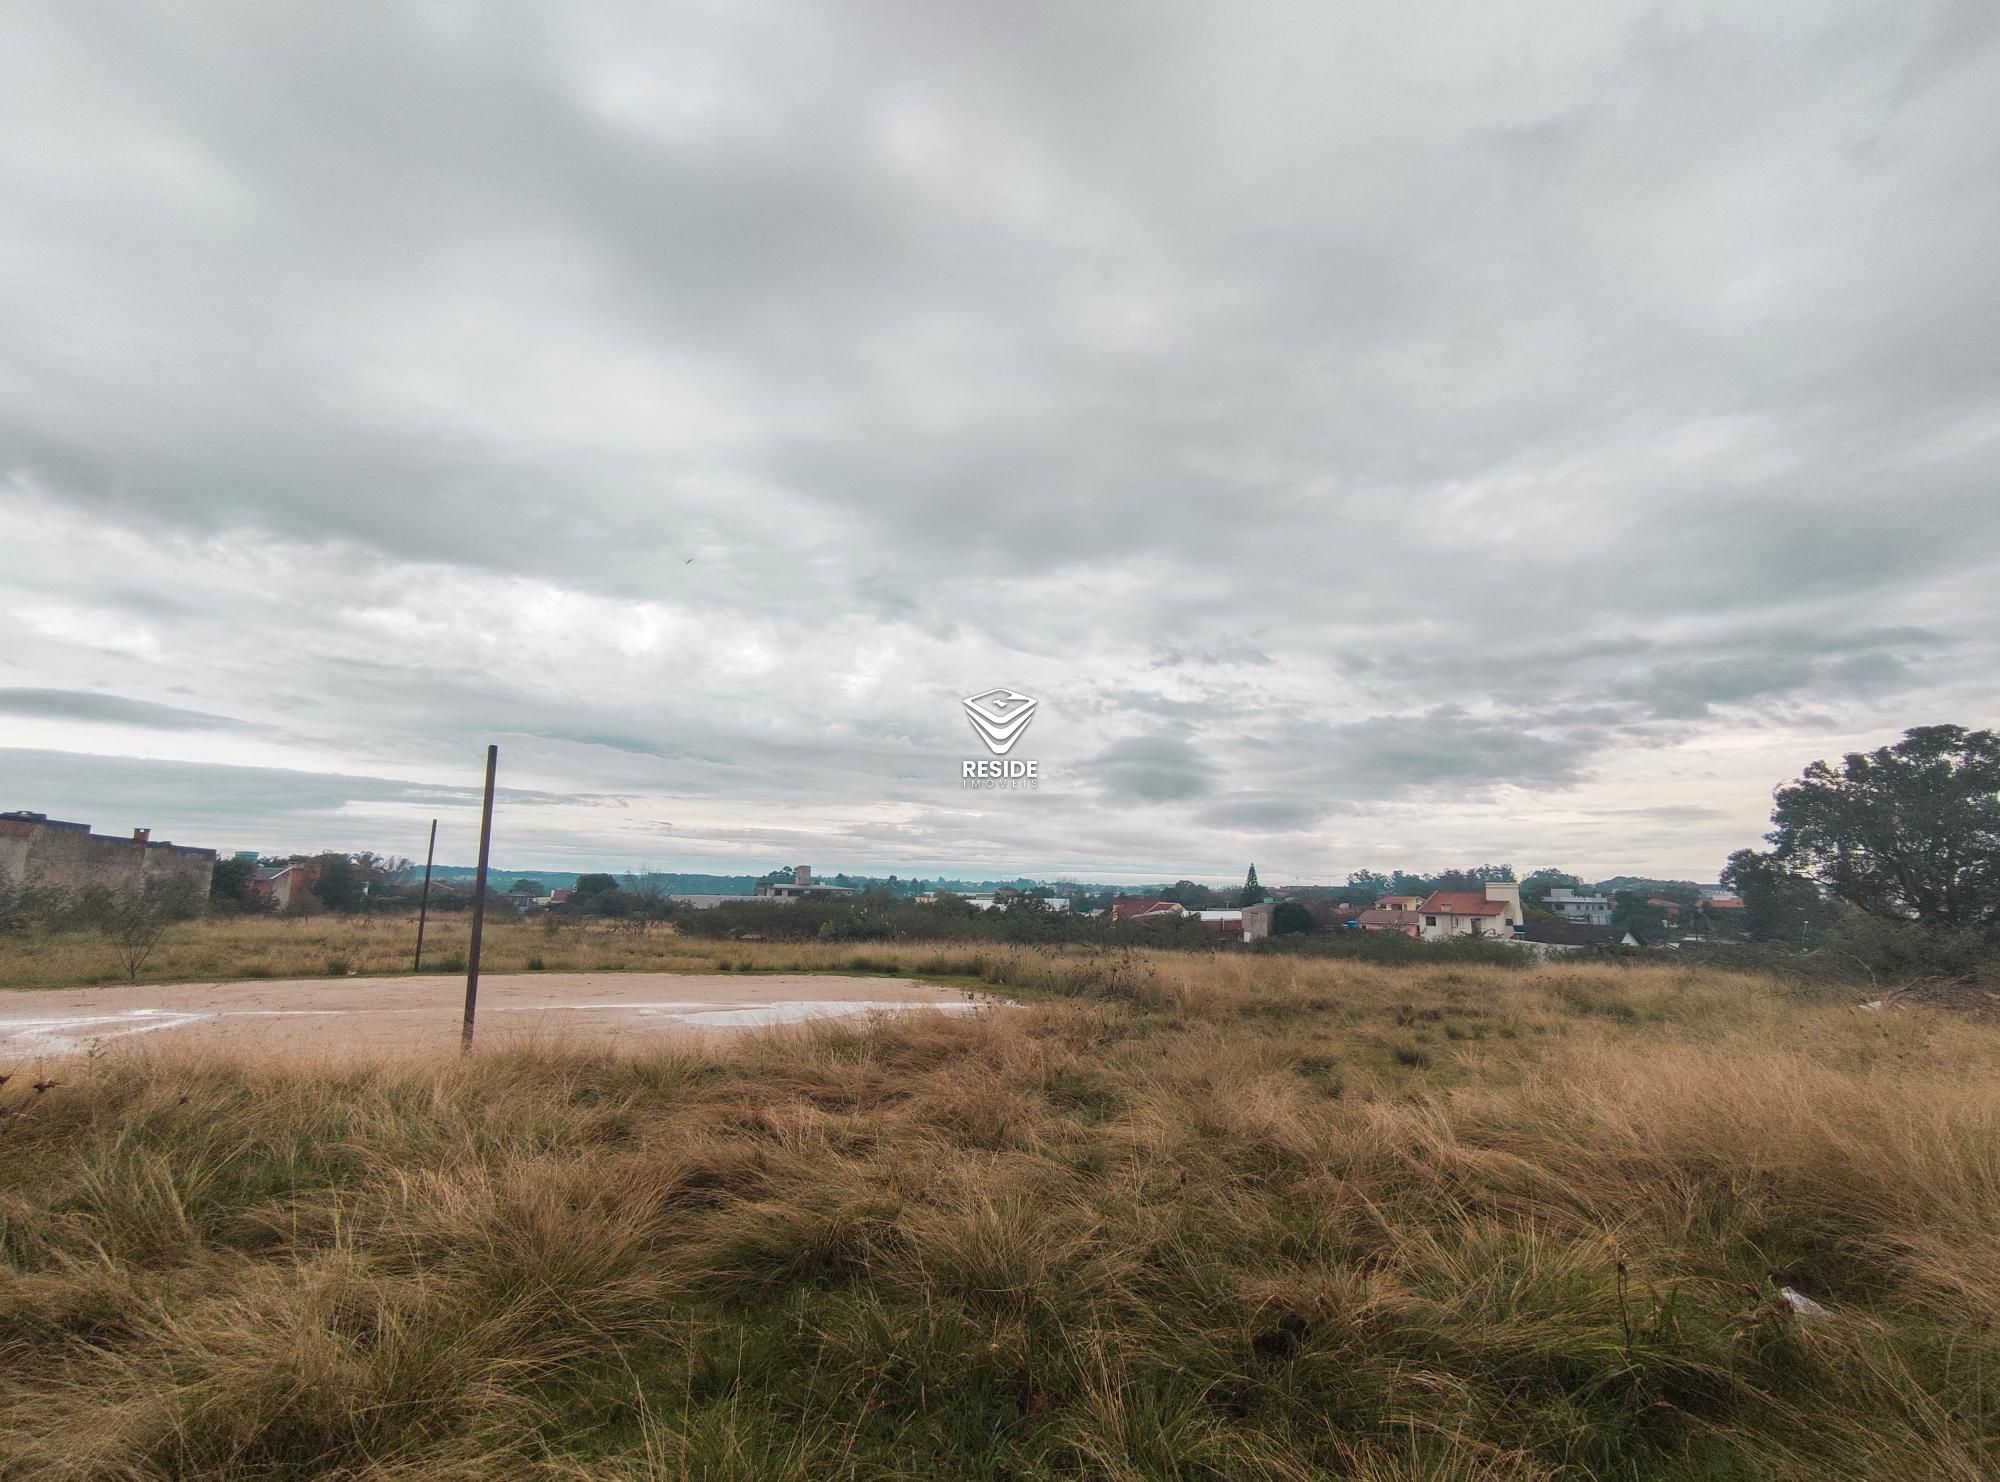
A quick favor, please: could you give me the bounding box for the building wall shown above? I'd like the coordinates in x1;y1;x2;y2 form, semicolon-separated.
1546;889;1612;927
0;829;28;888
254;864;321;910
0;814;215;897
1241;903;1274;941
1552;901;1612;926
1420;911;1490;940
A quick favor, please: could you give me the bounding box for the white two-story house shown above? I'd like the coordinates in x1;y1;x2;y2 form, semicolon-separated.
1416;881;1525;940
1544;887;1613;927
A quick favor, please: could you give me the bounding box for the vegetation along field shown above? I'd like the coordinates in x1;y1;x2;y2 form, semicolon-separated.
0;936;1996;1479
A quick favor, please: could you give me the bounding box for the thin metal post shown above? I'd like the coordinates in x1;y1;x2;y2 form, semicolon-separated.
413;818;438;971
462;746;497;1052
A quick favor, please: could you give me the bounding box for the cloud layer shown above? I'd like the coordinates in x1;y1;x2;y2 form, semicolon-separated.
3;2;1997;881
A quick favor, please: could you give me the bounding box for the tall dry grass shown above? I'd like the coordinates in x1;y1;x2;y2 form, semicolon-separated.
0;953;1996;1477
0;912;1236;993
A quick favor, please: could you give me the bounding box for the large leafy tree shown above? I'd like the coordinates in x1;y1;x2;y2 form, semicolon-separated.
1721;848;1837;944
1610;891;1668;937
1270;900;1314;935
1160;879;1219;909
311;853;361;911
208;856;259;913
1766;725;2000;935
1346;869;1391;896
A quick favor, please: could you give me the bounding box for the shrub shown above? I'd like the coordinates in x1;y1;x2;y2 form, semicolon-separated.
77;876;205;981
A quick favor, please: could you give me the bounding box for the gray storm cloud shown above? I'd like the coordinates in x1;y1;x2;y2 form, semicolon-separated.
1;1;1997;881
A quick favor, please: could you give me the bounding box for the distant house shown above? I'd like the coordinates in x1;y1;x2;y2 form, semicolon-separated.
755;865;858;900
1356;908;1422;938
1108;897;1186;922
252;862;321;910
1416;881;1525;940
1544;888;1613;927
1646;896;1683;923
966;895;1074;913
1374;894;1425;912
1701;893;1745;911
1240;902;1275;941
1196;908;1244;939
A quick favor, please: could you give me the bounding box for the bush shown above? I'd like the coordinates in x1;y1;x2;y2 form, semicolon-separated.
80;876;206;981
677;898;1135;948
1255;930;1533;968
0;874;91;934
1678;907;2000;990
1812;909;1996;984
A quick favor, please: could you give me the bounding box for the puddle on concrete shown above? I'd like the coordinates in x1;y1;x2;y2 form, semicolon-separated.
0;1010;212;1056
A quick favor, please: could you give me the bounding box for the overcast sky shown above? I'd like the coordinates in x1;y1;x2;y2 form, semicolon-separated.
3;2;1997;885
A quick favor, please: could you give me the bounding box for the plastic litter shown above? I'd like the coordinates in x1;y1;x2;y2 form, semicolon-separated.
1779;1287;1831;1321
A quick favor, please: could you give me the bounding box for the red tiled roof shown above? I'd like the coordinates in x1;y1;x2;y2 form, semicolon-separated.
1417;891;1506;916
1110;897;1180;919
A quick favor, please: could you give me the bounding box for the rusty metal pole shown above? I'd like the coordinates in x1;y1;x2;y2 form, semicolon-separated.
462;746;497;1053
413;818;438;971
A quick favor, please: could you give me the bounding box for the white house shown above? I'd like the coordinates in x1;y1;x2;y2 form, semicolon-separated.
1544;887;1613;927
1415;881;1525;940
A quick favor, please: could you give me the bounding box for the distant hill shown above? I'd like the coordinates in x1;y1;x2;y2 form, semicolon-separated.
1593;876;1711;897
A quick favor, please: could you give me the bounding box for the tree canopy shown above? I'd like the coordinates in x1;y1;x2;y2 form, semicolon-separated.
1721;848;1836;944
1766;724;2000;936
1238;864;1262;907
1270;900;1313;935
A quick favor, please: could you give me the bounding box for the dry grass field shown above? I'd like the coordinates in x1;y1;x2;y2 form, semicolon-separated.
0;914;820;992
0;929;1997;1478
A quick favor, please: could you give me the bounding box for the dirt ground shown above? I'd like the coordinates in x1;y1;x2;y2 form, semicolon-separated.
0;972;989;1062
